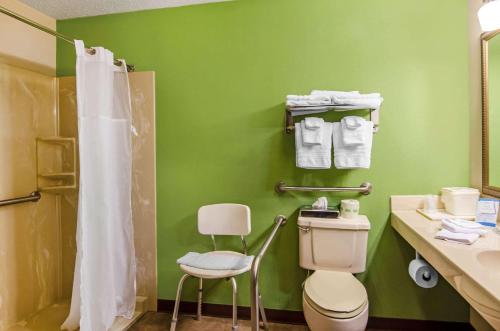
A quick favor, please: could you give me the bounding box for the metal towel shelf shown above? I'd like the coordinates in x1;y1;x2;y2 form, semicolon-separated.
275;181;373;195
0;191;41;207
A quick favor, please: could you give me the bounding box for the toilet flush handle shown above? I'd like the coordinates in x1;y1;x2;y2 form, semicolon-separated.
297;225;311;233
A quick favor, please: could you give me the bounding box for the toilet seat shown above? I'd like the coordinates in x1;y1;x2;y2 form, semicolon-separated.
304;270;368;319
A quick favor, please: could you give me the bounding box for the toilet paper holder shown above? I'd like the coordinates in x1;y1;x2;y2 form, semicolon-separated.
415;252;432;281
409;251;439;288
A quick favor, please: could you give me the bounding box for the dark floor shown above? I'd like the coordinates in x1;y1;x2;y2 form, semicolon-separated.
129;312;389;331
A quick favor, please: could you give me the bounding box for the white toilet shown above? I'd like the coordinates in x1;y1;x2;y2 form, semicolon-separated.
297;208;371;331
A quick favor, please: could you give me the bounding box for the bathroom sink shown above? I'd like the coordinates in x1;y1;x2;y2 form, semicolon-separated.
477;250;500;273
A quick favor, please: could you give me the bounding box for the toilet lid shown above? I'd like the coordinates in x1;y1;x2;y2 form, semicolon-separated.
304;270;368;314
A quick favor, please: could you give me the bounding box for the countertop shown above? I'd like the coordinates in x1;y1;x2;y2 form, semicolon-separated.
391;195;500;329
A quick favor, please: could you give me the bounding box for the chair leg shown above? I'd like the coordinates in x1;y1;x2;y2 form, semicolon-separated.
230;277;238;330
170;274;190;331
258;292;269;331
197;278;203;321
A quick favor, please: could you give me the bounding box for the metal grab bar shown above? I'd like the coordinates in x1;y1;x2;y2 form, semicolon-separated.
275;181;373;195
0;191;41;207
250;215;287;331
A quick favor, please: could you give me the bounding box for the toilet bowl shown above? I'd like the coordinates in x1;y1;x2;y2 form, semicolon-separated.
302;270;368;331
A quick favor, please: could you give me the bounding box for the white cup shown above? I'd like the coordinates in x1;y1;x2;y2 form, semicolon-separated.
423;195;439;213
340;199;359;219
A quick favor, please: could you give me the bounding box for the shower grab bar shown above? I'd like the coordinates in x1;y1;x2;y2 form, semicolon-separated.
250;215;287;331
0;191;41;207
275;181;373;195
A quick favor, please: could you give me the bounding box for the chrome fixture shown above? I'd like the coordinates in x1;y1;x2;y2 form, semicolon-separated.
250;215;287;331
275;181;373;195
0;191;41;207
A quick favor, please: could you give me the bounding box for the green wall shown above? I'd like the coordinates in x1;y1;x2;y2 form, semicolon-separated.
57;0;471;322
488;37;500;187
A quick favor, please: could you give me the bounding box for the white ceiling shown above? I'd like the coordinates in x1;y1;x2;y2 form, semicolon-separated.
18;0;232;19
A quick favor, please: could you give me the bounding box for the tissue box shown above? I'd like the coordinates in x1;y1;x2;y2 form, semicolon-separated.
441;187;480;216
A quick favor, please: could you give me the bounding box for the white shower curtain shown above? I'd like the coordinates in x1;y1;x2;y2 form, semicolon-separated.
62;40;136;331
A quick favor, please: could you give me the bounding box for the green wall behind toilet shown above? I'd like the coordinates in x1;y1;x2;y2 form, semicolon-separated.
57;0;471;322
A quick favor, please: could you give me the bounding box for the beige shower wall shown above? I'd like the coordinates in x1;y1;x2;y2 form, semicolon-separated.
57;71;158;311
0;64;60;330
0;66;157;330
0;0;56;75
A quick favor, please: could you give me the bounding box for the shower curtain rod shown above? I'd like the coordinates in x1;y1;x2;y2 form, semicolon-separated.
0;5;135;72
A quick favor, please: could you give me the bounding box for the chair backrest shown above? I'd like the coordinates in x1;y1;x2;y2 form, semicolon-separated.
198;203;251;236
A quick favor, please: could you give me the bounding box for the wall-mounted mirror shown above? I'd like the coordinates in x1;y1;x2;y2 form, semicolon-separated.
482;30;500;197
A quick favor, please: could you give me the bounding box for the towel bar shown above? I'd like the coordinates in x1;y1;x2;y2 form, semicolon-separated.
275;181;373;195
0;191;41;207
285;107;379;134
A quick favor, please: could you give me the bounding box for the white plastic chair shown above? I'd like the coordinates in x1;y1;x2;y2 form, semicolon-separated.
170;203;268;331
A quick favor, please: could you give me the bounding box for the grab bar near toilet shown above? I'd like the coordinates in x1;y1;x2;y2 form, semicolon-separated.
275;181;373;195
250;215;287;331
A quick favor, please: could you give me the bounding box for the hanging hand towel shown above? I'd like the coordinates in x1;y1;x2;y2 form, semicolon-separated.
301;118;324;145
296;122;332;169
341;116;367;146
304;117;324;129
435;228;479;245
332;121;373;169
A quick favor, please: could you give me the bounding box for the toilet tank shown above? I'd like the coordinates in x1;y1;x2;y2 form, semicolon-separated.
298;214;370;273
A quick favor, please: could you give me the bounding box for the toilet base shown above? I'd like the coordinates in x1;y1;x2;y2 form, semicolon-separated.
303;295;369;331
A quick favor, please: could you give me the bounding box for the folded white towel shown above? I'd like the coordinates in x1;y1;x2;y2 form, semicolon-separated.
304;117;324;129
301;120;323;145
312;197;328;210
296;122;332;169
332;121;373;169
286;94;332;107
441;219;488;236
331;96;383;109
341;116;367;146
177;252;254;270
310;90;360;99
435;229;479;245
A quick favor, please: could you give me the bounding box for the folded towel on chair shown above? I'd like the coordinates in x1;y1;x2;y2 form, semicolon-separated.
177;252;254;270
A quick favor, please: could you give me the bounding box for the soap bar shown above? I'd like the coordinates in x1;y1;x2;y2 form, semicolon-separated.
476;198;499;227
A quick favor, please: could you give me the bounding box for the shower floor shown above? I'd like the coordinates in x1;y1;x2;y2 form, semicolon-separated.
7;300;143;331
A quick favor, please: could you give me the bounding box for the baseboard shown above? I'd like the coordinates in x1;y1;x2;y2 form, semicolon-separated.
157;299;305;324
157;299;474;330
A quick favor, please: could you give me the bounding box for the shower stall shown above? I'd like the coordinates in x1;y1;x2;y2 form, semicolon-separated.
0;5;157;331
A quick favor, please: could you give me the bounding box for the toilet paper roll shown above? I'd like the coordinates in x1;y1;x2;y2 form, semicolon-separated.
408;258;438;288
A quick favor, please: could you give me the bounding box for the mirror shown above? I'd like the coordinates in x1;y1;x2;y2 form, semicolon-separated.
482;30;500;196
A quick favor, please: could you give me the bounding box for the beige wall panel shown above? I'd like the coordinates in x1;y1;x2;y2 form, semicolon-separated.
0;64;60;330
0;0;56;75
129;71;157;311
56;77;78;299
